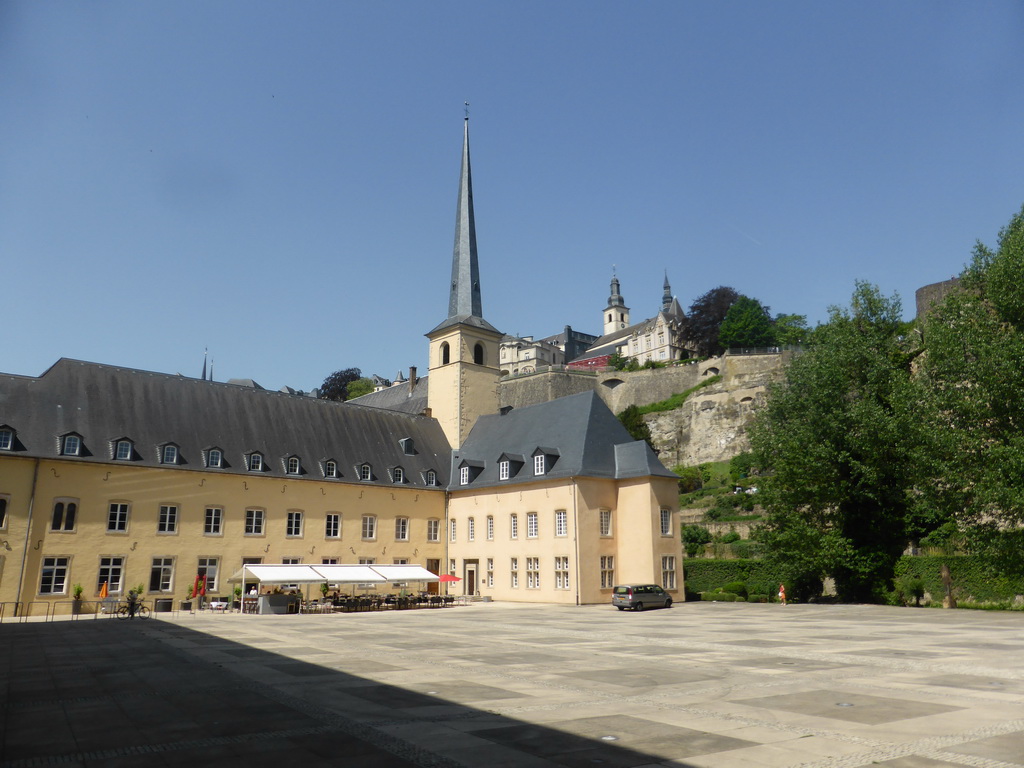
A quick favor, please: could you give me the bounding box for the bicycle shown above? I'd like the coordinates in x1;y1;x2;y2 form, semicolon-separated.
116;597;151;620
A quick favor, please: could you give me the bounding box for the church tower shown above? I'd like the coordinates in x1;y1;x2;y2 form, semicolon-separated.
603;272;631;335
426;117;503;449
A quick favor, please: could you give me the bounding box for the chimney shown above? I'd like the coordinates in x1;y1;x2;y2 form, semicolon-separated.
408;366;417;395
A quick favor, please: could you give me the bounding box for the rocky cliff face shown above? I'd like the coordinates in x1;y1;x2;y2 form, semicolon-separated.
499;351;791;468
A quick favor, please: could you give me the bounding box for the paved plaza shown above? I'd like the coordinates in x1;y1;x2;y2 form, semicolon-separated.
3;601;1024;767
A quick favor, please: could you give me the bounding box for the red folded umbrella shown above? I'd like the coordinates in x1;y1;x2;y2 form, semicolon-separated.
438;574;461;582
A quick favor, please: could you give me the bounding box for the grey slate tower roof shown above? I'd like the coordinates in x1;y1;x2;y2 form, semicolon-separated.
429;117;498;335
448;390;675;490
0;359;451;487
606;274;628;311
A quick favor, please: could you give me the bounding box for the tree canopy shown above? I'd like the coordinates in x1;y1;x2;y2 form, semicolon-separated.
718;295;775;349
319;368;362;401
685;286;739;357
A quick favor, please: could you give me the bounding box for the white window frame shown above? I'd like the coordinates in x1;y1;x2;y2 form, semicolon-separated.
510;557;518;588
245;508;265;536
98;556;124;594
62;434;81;456
359;463;372;481
486;558;494;587
555;509;567;537
395;517;409;541
115;440;132;460
248;453;263;472
554;556;570;589
450;519;457;542
662;555;677;590
158;504;178;534
426;518;440;542
204;507;223;536
324;460;338;478
208;449;223;468
0;428;12;451
468;517;475;541
660;508;672;537
149;557;174;593
198;556;219;593
425;470;437;486
510;514;518;540
286;510;303;538
361;515;377;540
287;457;301;475
499;460;510;480
325;513;341;539
459;466;469;485
486;515;494;540
600;555;615;589
107;502;129;533
161;444;178;465
527;512;538;539
533;454;545;476
393;467;404;484
40;556;70;594
599;508;612;537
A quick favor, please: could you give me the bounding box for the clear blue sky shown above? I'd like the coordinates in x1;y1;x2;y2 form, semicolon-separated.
3;2;1022;390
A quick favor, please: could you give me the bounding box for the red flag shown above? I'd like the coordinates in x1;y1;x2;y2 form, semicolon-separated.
192;574;201;599
199;574;207;597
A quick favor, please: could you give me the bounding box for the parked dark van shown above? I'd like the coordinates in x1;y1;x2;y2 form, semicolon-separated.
611;584;672;611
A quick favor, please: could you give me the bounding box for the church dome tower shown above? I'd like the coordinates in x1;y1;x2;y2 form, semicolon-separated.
603;273;631;335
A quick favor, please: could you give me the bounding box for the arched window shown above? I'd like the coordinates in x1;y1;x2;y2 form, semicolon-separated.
441;342;450;365
474;343;484;365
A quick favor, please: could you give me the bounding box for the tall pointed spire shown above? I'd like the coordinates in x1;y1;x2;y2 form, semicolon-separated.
449;115;482;320
201;348;208;381
429;114;498;334
662;272;672;312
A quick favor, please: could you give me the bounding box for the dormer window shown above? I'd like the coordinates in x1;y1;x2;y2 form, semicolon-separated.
207;448;223;468
0;427;14;451
399;437;415;456
114;440;133;461
533;454;546;476
424;470;437;486
61;434;81;456
324;460;338;479
460;466;470;485
532;447;559;476
392;467;405;484
499;460;510;480
286;456;301;475
359;463;372;481
248;453;264;472
160;444;179;465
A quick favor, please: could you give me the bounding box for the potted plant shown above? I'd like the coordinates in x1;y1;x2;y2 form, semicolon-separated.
233;586;242;611
72;583;84;614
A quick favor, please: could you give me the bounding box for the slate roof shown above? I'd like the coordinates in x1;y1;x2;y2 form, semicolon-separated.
448;390;676;490
0;359;450;487
348;375;431;417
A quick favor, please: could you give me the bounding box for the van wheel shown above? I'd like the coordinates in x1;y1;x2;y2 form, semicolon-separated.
617;606;625;611
665;598;673;608
635;602;644;611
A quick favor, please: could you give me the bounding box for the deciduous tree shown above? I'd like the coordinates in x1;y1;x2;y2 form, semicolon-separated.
685;286;739;357
718;296;775;349
319;368;362;401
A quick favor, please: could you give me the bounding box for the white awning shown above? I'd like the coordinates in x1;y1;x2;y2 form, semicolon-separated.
239;565;324;584
370;564;440;582
315;565;385;583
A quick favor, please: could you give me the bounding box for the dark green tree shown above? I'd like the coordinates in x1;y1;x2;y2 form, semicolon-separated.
919;204;1024;571
618;404;654;450
345;377;375;400
772;313;811;346
749;282;937;602
685;286;739;357
718;296;775;349
319;368;362;401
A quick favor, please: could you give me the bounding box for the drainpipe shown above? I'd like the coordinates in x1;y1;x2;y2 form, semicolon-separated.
571;477;581;606
15;459;41;611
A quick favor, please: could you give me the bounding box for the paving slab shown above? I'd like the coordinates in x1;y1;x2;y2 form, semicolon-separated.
3;602;1024;767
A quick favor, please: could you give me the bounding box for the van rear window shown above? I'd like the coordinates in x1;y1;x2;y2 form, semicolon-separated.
613;587;630;595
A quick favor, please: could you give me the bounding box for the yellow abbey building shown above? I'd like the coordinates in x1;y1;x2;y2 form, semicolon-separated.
0;118;681;611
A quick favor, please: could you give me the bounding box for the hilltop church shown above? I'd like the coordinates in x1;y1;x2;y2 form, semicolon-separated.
0;119;681;611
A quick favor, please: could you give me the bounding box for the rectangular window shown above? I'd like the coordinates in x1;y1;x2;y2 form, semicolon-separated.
325;513;340;539
510;557;518;588
395;517;409;541
459;466;469;485
361;515;377;540
450;519;457;542
486;558;494;587
600;555;615;589
98;556;124;594
249;454;263;472
427;518;439;542
40;556;70;594
448;559;456;575
245;508;264;535
468;517;475;541
599;509;612;537
158;504;178;534
486;515;494;540
510;514;518;539
555;509;567;537
526;557;540;589
527;512;538;538
198;557;219;593
533;455;545;475
660;508;672;536
204;507;223;535
208;449;223;468
107;502;129;532
115;440;132;460
0;496;7;529
662;555;677;590
51;500;77;531
286;510;303;537
499;460;510;480
554;556;569;589
162;445;178;464
149;557;174;593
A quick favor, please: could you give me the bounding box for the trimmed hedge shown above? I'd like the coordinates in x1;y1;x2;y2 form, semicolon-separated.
686;555;1024;604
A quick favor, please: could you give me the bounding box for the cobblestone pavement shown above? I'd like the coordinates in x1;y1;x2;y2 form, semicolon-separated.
3;601;1024;767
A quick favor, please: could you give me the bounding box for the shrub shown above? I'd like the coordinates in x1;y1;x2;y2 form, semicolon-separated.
700;591;743;602
721;581;747;598
682;525;713;558
719;531;741;544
